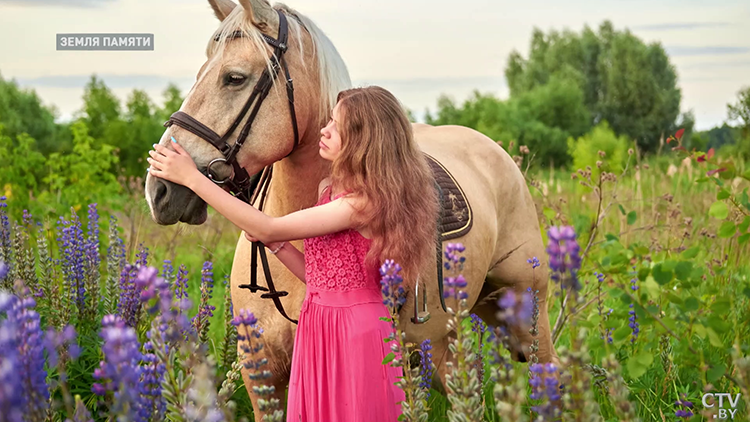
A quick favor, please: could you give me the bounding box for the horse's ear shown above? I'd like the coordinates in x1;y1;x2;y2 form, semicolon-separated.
238;0;279;33
208;0;237;22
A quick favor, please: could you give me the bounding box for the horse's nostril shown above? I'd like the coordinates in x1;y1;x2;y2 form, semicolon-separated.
154;180;168;206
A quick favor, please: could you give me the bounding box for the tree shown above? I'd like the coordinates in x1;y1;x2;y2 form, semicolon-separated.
0;72;61;155
77;75;122;140
505;21;682;153
726;86;750;160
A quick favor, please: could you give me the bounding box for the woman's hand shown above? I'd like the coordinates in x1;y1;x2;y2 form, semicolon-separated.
244;231;284;250
147;137;202;188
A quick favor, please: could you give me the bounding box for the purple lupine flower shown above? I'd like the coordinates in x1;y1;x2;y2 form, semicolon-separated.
628;304;640;343
0;317;24;422
528;362;561;419
58;211;87;314
0;289;50;419
135;243;149;268
0;197;12;272
470;313;487;335
21;210;32;227
44;325;80;370
496;290;534;327
527;257;540;269
191;261;216;344
674;394;694;418
161;260;175;286
92;314;143;420
136;265;192;344
174;264;189;302
418;339;433;397
232;309;267;372
0;261;8;280
117;264;143;328
379;259;406;309
444;243;466;271
443;274;469;300
0;292;26;422
630;277;639;292
138;340;166;421
546;226;582;292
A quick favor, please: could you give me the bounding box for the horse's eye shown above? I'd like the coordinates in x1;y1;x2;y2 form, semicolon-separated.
225;73;246;86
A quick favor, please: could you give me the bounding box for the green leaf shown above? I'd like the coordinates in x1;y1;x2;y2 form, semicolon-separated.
708;201;729;220
674;261;693;281
707;315;731;334
613;325;631;342
710;298;731;316
638;266;650;281
739;216;750;233
718;221;736;238
605;233;619;242
618;204;626;216
681;246;700;259
627;352;654;379
382;352;395;364
693;323;706;338
683;297;700;312
652;263;673;285
739;233;750;245
707;328;723;348
666;293;683;305
717;189;731;200
742;168;750;181
543;207;556;222
627;211;637;225
744;286;750;299
707;364;726;383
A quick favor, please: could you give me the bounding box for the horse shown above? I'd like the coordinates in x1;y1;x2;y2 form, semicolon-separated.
144;0;559;419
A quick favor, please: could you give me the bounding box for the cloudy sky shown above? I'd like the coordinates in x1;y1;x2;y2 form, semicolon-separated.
0;0;748;130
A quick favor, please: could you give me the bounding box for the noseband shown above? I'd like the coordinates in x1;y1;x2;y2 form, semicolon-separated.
164;9;299;203
163;9;301;324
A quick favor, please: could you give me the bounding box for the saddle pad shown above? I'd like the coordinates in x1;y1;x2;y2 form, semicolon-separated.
424;153;473;241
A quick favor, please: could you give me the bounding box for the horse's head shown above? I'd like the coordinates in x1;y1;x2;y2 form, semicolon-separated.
145;0;350;225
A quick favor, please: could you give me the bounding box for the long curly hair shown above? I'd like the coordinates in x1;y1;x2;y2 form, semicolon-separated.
330;86;439;290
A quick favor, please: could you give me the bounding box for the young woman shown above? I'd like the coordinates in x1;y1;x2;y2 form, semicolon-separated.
147;86;439;422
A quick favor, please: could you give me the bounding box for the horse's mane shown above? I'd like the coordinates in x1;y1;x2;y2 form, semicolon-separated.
206;2;352;125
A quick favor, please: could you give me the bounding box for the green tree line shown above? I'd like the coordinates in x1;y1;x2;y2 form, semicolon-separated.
425;21;750;168
1;20;749;222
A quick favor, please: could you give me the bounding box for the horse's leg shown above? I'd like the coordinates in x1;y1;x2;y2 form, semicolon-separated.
473;248;560;366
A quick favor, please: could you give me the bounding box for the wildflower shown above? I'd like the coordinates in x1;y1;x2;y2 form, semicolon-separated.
418;339;434;397
674;394;694;418
443;274;469;300
192;261;216;344
0;261;7;280
443;243;466;272
138;340;166;421
496;290;533;328
379;259;406;310
546;226;581;292
528;362;561;419
628;304;640;343
92;315;143;420
0;288;49;420
527;256;540;269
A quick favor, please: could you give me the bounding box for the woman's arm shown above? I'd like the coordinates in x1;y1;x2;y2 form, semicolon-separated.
267;241;306;283
187;174;361;243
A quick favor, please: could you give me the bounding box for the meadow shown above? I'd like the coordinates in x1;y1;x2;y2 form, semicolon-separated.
1;132;749;422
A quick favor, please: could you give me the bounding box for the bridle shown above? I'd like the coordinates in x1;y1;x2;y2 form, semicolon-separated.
163;9;300;324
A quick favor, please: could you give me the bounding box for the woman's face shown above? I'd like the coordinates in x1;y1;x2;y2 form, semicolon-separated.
319;102;343;162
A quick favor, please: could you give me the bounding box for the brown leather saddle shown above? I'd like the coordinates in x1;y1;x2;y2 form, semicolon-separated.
420;153;473;321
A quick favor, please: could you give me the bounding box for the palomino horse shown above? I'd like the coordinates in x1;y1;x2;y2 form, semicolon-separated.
144;0;558;419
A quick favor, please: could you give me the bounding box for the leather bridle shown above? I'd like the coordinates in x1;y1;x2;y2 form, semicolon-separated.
163;9;300;324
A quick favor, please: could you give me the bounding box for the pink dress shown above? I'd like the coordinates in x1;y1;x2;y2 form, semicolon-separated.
286;185;405;422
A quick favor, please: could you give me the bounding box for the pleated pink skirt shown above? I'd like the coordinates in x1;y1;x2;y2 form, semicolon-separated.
286;285;405;422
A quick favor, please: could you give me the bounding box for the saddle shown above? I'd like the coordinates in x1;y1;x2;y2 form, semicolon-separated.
239;153;474;325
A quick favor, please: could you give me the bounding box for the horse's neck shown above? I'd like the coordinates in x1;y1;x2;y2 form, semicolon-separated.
266;136;330;215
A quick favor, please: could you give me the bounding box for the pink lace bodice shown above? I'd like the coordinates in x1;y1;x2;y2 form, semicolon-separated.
303;185;380;291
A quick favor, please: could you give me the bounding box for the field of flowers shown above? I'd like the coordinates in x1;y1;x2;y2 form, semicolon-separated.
1;136;749;421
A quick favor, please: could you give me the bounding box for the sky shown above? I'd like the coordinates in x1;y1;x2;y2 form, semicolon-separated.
0;0;748;130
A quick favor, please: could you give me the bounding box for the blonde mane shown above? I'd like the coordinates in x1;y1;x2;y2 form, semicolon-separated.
206;2;351;125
